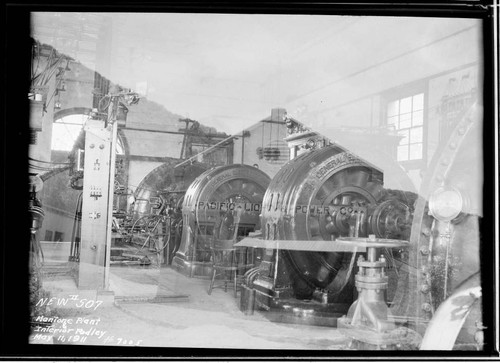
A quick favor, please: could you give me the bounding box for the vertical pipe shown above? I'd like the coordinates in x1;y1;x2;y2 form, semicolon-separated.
104;97;117;290
442;222;452;301
367;247;377;263
241;132;245;164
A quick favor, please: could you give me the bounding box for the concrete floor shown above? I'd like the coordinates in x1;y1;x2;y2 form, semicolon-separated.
32;261;349;351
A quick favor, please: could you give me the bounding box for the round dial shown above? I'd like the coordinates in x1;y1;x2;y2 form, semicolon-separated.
429;187;463;222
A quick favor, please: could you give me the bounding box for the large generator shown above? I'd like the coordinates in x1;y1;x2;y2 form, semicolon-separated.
238;104;484;350
172;164;271;277
129;162;209;263
240;144;417;327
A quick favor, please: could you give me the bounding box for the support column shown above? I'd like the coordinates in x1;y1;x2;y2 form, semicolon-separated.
78;119;113;289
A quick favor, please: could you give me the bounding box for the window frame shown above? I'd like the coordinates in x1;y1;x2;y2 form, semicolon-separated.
381;81;428;170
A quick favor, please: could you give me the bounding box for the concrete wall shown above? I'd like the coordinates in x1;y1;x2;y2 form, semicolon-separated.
122;129;183;159
426;65;480;163
57;63;95;111
39;206;75;252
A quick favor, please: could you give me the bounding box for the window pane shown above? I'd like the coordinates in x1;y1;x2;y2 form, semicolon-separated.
56;114;88;125
44;230;53;241
413;93;424;110
397;145;409;161
412;110;424;126
387;115;398;127
398;129;409;145
400;97;412;114
410;127;423;143
387;100;399;117
51;123;83;151
399;113;411;129
409;143;423;160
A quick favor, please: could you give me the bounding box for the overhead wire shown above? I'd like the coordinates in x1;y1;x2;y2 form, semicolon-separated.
45;78;63;108
38;47;54;86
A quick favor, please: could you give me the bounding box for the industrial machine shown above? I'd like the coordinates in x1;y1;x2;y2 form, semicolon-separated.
172;164;271;277
392;103;484;350
132;162;209;218
238;103;485;350
126;162;209;264
240;145;417;327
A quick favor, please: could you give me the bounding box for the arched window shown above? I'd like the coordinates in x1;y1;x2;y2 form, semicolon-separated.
52;113;125;154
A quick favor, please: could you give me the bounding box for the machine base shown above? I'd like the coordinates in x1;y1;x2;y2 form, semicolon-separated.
171;255;212;278
243;287;350;327
338;317;422;349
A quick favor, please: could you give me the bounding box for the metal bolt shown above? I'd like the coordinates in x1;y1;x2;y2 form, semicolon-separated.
420;284;430;294
99;144;104;149
420;247;430;255
422;303;432;312
421;227;431;237
91;245;97;250
89;144;95;149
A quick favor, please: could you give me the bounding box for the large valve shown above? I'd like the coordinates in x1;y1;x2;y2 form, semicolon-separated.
172;164;271;277
337;236;422;350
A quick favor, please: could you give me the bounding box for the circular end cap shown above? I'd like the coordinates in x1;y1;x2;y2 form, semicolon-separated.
29;175;44;192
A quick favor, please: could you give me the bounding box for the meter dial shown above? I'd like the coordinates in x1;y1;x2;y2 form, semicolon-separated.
428;186;464;222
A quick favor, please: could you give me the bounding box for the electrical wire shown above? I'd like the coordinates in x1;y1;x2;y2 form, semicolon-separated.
45;78;63;108
44;54;64;86
29;157;72;165
37;48;53;86
28;164;63;171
